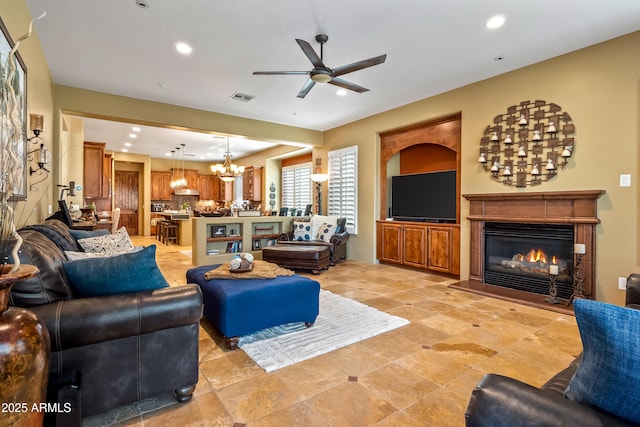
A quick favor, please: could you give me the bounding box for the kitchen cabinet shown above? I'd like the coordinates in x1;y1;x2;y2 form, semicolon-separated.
102;153;112;198
83;141;105;199
376;220;459;276
243;166;262;202
185;169;200;189
151;171;172;200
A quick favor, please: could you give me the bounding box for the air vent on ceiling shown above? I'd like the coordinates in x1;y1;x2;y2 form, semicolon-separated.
229;92;255;102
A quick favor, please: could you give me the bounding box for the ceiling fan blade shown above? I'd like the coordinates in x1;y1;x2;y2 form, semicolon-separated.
253;71;310;75
296;39;325;69
297;79;316;98
332;54;387;77
328;77;369;93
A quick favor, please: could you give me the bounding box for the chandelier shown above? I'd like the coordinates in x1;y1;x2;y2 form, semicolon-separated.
170;144;188;188
211;137;244;182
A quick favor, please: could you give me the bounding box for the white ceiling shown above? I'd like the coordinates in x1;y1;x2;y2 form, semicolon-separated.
25;0;640;161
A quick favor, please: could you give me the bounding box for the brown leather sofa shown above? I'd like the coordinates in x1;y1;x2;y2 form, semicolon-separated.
464;276;640;427
277;217;349;265
5;220;203;418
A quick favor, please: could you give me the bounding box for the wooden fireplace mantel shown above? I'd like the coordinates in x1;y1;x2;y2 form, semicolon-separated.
462;190;605;303
464;190;605;224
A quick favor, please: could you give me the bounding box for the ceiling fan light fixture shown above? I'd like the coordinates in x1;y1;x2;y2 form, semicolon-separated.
310;70;332;83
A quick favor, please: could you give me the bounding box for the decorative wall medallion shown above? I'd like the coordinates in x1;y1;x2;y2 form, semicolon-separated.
269;182;276;208
478;100;575;187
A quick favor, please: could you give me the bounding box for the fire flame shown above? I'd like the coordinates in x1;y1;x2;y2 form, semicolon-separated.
517;250;558;265
525;249;547;264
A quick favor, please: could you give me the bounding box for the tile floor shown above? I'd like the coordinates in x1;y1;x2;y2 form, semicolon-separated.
85;237;582;426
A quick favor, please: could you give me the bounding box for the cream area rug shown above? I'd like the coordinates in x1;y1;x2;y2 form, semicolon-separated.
238;290;409;373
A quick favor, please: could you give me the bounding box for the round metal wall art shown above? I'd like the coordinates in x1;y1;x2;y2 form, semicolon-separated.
478;100;575;188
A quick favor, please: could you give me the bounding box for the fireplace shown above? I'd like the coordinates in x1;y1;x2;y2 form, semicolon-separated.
461;190;605;306
484;222;574;299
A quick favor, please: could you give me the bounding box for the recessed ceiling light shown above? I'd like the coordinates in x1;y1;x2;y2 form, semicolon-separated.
165;153;171;157
175;42;193;55
124;142;132;147
121;148;129;152
486;15;505;29
129;133;137;138
336;89;347;96
135;0;149;9
132;126;141;132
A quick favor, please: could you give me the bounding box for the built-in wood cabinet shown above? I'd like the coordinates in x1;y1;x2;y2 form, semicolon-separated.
151;171;172;200
243;166;262;202
427;225;460;274
378;222;403;264
376;220;459;276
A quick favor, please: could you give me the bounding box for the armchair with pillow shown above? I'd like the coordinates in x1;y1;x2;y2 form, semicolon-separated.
464;275;640;427
6;219;203;418
277;215;350;265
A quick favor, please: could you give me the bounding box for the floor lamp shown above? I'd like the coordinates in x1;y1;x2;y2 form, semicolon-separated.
310;174;329;215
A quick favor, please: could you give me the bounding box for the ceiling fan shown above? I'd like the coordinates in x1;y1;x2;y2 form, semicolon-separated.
253;34;387;98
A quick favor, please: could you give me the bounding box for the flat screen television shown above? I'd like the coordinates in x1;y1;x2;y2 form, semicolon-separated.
391;170;456;223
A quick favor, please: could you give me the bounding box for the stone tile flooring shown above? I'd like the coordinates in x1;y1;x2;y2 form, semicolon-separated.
85;237;582;426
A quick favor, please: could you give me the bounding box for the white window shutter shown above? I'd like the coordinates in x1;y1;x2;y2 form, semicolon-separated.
328;146;358;234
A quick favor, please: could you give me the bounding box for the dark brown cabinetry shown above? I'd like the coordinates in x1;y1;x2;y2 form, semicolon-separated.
243;166;262;202
376;221;459;275
151;171;172;200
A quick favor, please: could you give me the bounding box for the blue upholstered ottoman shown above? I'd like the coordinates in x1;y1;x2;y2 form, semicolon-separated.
186;265;320;349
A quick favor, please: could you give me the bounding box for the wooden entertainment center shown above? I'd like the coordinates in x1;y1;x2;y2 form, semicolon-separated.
376;113;461;276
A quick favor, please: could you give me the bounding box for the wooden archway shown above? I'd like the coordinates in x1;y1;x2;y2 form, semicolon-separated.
379;113;461;220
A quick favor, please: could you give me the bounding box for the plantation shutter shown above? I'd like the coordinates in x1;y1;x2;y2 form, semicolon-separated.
281;163;312;212
328;146;358;234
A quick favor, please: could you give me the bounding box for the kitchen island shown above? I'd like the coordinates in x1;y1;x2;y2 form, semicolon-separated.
156;212;193;246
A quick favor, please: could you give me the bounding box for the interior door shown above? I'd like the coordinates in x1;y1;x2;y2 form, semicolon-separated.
115;170;139;235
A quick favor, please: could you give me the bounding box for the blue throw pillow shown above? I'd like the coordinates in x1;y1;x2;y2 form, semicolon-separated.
564;299;640;423
63;244;169;297
68;228;110;240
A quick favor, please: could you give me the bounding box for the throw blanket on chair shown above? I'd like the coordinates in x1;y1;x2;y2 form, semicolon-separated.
204;260;295;280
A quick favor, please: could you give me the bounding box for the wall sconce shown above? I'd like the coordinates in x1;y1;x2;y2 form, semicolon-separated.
478;100;575;187
27;114;50;191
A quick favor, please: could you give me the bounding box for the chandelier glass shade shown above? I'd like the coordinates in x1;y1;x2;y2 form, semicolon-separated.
170;144;188;188
211;138;244;182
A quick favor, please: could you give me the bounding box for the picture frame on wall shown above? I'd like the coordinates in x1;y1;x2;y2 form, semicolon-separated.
0;17;28;200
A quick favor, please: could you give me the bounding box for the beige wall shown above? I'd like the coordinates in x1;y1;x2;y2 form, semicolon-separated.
1;2;55;226
324;31;640;306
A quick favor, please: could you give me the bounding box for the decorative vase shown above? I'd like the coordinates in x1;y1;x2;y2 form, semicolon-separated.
0;264;50;427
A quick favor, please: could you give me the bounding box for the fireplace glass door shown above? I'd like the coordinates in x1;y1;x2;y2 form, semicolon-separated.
484;222;574;299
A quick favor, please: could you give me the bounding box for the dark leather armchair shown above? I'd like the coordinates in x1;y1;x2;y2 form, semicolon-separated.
7;220;203;418
464;276;640;427
277;217;349;265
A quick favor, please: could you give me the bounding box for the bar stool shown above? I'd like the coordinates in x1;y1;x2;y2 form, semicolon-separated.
163;221;179;245
155;220;166;242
